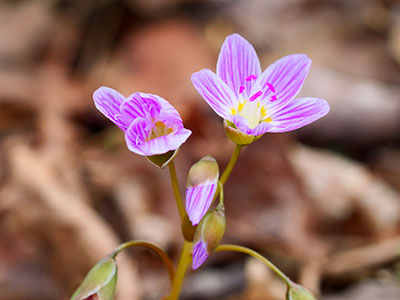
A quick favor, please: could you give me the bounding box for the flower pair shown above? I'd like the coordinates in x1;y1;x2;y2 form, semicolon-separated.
93;34;329;160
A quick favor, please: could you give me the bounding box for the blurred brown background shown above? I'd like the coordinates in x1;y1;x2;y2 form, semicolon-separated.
0;0;400;299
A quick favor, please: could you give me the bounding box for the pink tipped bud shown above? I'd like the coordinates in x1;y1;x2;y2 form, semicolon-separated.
71;257;117;300
192;207;226;270
186;156;219;226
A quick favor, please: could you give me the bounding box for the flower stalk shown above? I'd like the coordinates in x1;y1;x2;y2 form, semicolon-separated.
111;240;175;284
220;144;243;185
216;244;292;287
166;241;193;300
213;144;243;204
168;160;186;220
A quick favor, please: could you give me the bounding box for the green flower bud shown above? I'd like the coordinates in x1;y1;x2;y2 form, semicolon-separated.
286;284;317;300
186;156;219;225
71;257;117;300
146;149;179;168
192;206;226;269
186;156;219;188
223;119;255;145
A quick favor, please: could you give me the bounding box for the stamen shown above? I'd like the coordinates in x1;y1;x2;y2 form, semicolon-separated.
239;85;245;94
245;74;257;81
264;82;276;93
249;91;263;102
270;95;277;102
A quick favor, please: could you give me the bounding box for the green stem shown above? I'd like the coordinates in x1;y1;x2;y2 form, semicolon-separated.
212;144;243;205
168;160;185;220
111;240;175;284
166;241;193;300
216;244;293;287
217;181;224;208
220;144;243;185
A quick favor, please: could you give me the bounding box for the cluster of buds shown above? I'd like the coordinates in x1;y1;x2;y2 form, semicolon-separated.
184;156;226;269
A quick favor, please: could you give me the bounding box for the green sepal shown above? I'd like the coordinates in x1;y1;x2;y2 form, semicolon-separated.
146;149;179;168
223;119;255;145
71;257;117;300
286;283;317;300
97;272;117;300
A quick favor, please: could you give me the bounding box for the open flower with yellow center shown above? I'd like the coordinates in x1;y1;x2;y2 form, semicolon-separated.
191;34;329;139
93;87;191;157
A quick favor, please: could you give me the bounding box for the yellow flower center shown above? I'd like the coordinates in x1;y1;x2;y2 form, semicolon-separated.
231;100;272;129
150;121;174;139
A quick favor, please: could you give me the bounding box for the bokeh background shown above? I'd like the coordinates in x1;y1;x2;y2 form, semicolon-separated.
1;0;400;299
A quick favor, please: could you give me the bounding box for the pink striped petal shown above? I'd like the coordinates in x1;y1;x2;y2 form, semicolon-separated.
217;33;261;98
268;97;330;132
256;54;311;106
120;93;162;125
192;241;209;270
124;118;152;155
93;86;128;131
191;69;237;119
186;184;217;226
125;119;191;156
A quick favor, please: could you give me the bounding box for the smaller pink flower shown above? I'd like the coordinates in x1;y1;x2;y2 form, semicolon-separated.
93;87;192;156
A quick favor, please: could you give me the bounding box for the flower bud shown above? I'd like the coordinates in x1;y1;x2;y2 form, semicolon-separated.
71;257;117;300
286;283;317;300
146;149;179;168
192;207;226;270
186;156;219;225
223;119;255;145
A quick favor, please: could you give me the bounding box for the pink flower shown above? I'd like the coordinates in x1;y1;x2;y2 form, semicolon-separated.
93;87;191;156
191;34;329;136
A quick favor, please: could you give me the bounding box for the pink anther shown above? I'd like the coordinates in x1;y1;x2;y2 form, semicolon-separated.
270;95;277;102
245;74;257;81
249;91;263;102
239;85;245;94
265;82;276;93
